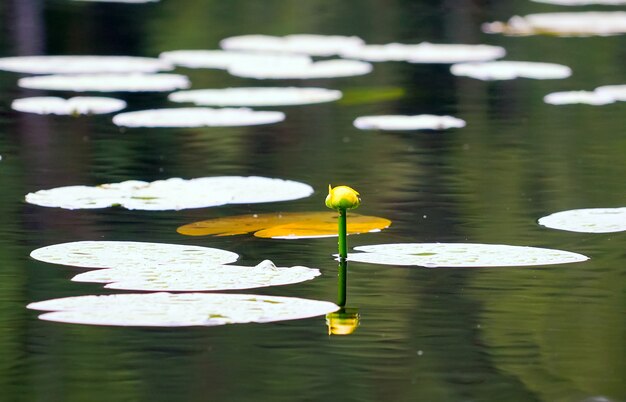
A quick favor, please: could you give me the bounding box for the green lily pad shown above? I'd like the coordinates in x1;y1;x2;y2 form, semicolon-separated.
28;293;339;327
11;96;126;115
483;12;626;37
347;243;589;267
18;73;190;92
25;176;313;210
0;55;171;74
177;211;391;239
113;107;285;128
538;208;626;233
220;34;365;57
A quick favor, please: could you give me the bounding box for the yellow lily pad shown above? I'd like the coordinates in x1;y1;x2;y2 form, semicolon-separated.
177;212;391;239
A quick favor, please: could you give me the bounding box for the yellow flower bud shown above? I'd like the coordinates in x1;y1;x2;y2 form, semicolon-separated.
325;185;361;211
326;310;360;336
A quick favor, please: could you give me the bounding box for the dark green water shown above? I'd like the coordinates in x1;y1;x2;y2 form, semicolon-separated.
0;1;624;401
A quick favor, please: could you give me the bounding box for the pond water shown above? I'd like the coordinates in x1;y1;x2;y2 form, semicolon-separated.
0;1;624;401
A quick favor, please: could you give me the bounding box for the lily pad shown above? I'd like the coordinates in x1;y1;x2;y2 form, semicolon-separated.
168;87;342;107
30;241;239;269
450;61;572;80
595;84;626;101
112;107;285;128
353;114;466;131
220;34;365;57
177;211;391;239
159;50;311;69
544;84;626;105
347;243;589;267
18;73;190;92
11;96;126;115
227;59;373;80
538;208;626;233
0;55;171;74
27;293;339;327
482;12;626;37
340;42;505;63
71;260;321;291
73;0;158;2
25;176;314;210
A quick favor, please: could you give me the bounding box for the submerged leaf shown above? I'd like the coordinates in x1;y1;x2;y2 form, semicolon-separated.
168;87;342;107
177;211;391;239
339;86;405;105
25;176;314;210
482;12;626;37
348;243;589;267
450;61;572;80
112;107;285;128
27;293;339;327
538;207;626;233
353;114;466;131
18;73;190;92
11;96;126;115
0;55;171;74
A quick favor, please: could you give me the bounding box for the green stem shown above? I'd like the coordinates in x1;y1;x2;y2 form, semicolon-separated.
338;208;347;259
337;258;347;307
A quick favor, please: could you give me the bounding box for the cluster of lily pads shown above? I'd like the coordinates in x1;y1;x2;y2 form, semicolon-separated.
9;1;624;327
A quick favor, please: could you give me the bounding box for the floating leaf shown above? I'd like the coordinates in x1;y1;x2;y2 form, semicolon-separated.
353;114;466;131
27;293;339;327
531;0;626;4
544;84;626;105
220;34;365;57
482;12;626;37
18;73;190;92
112;107;285;128
168;87;342;107
177;211;391;239
25;176;314;210
30;241;239;269
72;0;158;2
71;260;321;291
0;55;171;74
11;96;126;115
450;61;572;80
227;59;373;80
538;208;626;233
347;243;589;267
159;50;311;69
340;42;505;63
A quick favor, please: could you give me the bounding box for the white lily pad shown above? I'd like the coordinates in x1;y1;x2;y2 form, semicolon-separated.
11;96;126;115
27;293;339;327
482;12;626;37
0;56;170;74
347;243;589;267
220;34;365;57
227;59;373;80
159;50;311;69
353;114;466;131
72;259;321;291
18;73;190;92
532;0;626;4
595;84;626;101
340;42;506;63
112;107;285;128
168;87;342;107
30;241;239;269
450;61;572;80
25;176;314;210
538;208;626;233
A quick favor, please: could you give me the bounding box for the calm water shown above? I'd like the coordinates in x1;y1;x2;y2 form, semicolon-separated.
0;1;624;401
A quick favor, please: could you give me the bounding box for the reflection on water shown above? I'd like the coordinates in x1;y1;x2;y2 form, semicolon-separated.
0;0;624;401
